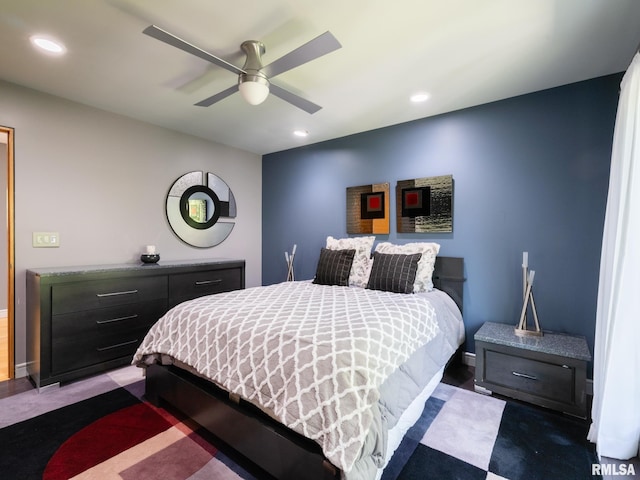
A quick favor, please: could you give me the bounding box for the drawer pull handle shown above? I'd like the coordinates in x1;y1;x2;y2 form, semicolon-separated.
195;279;222;286
96;289;138;298
96;314;139;325
512;371;538;381
97;339;138;352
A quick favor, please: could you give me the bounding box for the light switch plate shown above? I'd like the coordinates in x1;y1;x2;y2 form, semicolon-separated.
33;232;60;248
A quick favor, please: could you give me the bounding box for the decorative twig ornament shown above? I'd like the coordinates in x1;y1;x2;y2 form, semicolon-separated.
285;244;297;281
515;252;543;337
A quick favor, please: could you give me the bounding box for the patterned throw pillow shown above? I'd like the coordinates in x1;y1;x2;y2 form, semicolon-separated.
374;242;440;292
313;248;356;286
326;236;375;288
366;252;423;294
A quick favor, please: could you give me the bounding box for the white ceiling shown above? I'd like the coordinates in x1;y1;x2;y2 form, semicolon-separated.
1;0;639;155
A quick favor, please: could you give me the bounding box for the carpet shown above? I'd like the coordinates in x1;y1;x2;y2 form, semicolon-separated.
0;367;600;480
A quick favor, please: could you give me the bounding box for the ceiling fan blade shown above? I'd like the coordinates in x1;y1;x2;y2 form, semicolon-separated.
195;84;239;107
269;83;322;114
262;31;341;78
143;25;245;76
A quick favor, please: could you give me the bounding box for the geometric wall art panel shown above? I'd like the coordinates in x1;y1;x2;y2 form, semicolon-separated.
396;175;453;233
347;182;390;234
401;186;431;218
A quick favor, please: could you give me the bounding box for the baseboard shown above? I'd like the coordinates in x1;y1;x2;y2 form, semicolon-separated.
461;351;594;396
462;351;476;367
14;362;28;379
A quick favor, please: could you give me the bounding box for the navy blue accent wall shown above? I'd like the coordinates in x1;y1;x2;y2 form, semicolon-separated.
262;73;622;358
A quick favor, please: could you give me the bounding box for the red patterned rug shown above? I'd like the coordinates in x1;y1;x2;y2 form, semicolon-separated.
44;402;233;479
0;384;257;479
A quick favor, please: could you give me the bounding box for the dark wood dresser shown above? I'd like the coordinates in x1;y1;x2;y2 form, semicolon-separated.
26;259;245;389
474;321;591;417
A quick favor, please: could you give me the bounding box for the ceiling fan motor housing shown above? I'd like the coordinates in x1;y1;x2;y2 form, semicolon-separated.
239;40;269;88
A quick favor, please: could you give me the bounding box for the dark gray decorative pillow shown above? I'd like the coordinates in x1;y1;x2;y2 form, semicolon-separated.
313;248;356;286
366;252;423;294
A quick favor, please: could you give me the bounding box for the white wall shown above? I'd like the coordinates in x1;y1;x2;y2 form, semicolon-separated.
0;80;262;371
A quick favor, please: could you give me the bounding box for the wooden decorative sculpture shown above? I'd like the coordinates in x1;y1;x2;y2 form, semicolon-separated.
285;244;297;281
515;252;543;337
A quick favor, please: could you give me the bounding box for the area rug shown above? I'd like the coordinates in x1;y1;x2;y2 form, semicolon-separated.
0;367;599;479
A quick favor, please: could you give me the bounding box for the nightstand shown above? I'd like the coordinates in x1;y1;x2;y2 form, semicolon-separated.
474;321;591;417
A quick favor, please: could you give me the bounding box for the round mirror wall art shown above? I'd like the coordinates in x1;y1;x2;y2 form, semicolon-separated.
166;171;236;248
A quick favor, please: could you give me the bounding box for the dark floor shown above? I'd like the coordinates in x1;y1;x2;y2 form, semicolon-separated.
0;358;480;401
0;360;482;401
0;359;580;410
0;375;31;400
441;357;476;392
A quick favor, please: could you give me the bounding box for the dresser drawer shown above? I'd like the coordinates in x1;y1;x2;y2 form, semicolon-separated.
52;299;167;340
484;350;574;404
52;276;168;315
52;325;151;374
169;267;243;305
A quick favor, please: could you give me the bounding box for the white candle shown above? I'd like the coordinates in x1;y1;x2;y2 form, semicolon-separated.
523;251;528;268
146;245;156;255
292;244;297;256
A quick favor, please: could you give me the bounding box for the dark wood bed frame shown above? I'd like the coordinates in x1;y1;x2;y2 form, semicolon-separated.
145;256;465;480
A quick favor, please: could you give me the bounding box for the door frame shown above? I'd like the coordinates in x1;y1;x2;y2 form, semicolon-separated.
1;126;14;379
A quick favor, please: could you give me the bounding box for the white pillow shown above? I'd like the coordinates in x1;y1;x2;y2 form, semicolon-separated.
374;242;440;292
326;236;375;288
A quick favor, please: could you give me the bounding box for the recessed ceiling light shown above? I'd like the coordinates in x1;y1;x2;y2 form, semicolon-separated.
30;35;67;55
293;129;309;137
410;92;430;103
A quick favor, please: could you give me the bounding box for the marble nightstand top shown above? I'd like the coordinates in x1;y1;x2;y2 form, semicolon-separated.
474;321;591;361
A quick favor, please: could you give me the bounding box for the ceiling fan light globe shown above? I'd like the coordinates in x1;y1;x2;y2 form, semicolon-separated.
238;76;270;105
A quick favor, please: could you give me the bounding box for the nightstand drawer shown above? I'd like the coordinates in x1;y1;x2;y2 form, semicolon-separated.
485;350;574;404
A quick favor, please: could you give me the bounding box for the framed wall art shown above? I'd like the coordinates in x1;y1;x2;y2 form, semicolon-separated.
346;183;390;234
396;175;453;233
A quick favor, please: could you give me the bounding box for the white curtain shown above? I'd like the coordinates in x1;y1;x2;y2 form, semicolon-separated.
588;52;640;459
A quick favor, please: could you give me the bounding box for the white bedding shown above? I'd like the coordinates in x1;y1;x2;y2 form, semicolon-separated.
133;281;463;479
375;366;445;480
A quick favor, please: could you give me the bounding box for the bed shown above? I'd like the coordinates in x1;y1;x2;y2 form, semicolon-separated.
133;240;464;480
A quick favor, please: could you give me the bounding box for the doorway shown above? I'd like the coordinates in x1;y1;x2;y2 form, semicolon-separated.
0;126;14;381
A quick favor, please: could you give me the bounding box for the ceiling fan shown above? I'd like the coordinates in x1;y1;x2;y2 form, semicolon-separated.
143;25;341;114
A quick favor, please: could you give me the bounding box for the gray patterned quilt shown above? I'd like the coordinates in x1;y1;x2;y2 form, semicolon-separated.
133;281;448;475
